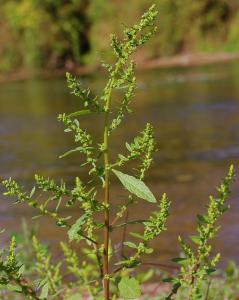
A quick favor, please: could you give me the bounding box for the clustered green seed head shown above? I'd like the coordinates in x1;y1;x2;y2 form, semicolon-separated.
166;165;235;300
58;113;97;169
115;123;156;181
2;178;30;203
144;193;170;241
66;72;101;111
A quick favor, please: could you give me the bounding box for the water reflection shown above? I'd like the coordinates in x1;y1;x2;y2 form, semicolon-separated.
0;61;239;266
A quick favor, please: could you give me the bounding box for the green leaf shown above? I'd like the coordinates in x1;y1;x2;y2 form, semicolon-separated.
114;260;126;266
197;214;208;224
115;259;140;268
59;147;84;159
206;268;216;275
39;283;49;299
68;109;92;118
29;186;36;198
123;241;138;249
34;278;47;289
130;232;145;240
125;143;132;151
115;220;148;228
172;257;188;265
145;247;154;254
112;169;156;203
17;265;25;276
6;284;22;292
163;277;175;283
118;276;141;299
68;215;87;242
190;235;201;245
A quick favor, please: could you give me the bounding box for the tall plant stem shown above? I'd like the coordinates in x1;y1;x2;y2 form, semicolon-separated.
103;63;121;300
103;120;110;300
103;79;113;300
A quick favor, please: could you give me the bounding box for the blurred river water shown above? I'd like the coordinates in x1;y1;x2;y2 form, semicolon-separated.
0;62;239;266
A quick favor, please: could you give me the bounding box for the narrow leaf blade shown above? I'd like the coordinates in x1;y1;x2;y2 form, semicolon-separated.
112;169;156;203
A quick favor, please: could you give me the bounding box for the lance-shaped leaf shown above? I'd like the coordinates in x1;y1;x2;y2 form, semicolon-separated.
114;219;148;228
123;241;138;249
68;109;92;118
59;146;93;159
112;169;156;203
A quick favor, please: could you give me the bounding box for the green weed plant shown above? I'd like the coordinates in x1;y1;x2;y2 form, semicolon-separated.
0;5;235;300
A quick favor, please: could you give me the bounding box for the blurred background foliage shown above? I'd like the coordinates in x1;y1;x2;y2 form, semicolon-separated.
1;0;239;73
0;0;89;72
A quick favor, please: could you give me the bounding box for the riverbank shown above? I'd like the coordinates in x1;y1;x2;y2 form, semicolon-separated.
137;52;239;69
1;52;239;84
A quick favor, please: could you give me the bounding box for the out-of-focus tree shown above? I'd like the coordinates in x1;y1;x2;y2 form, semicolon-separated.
86;0;239;64
1;0;239;73
0;0;89;72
